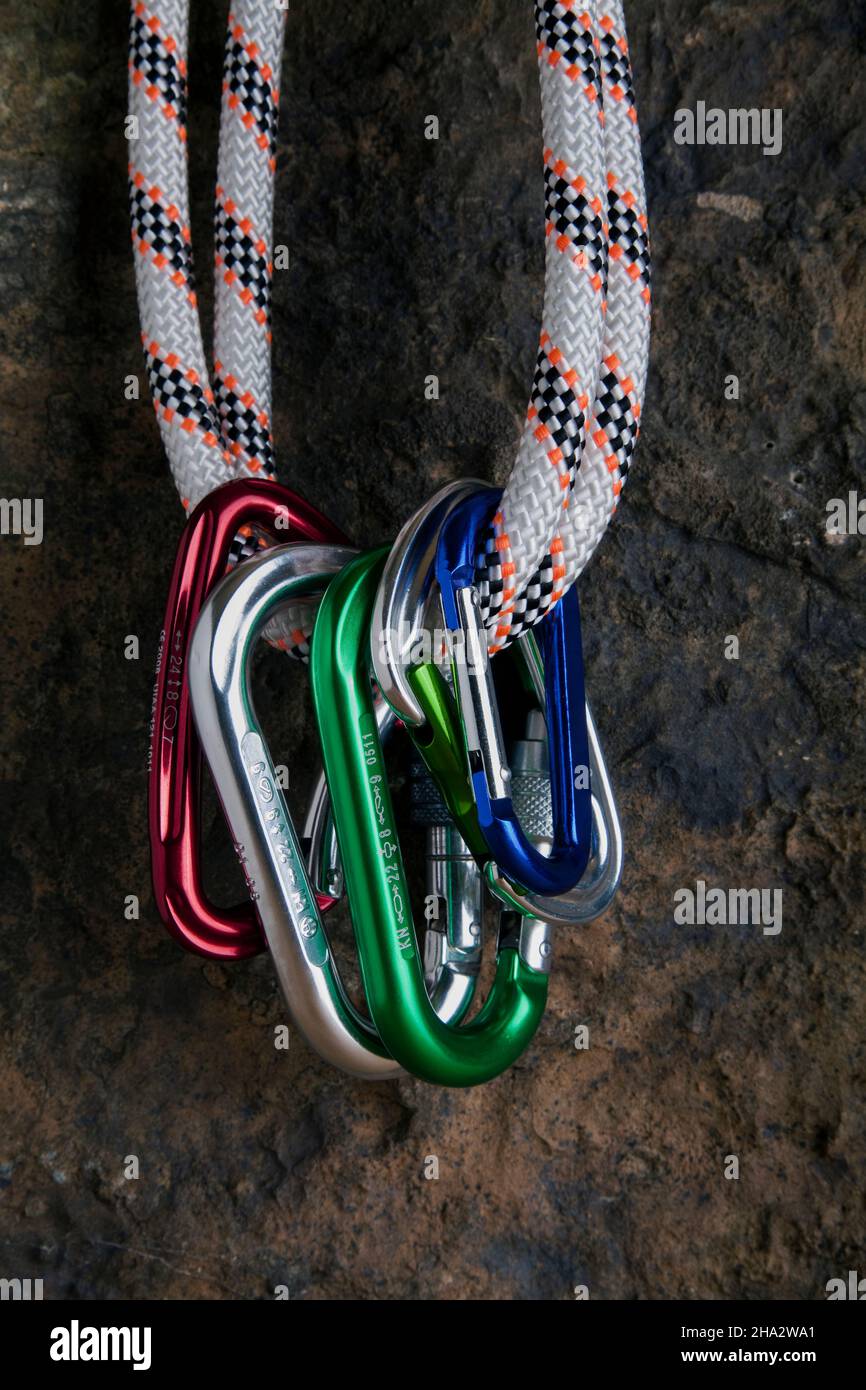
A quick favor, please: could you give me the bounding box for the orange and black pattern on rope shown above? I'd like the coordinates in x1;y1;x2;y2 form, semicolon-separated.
494;550;559;652
544;149;607;297
607;173;650;304
599;15;637;122
501;353;644;643
494;38;652;644
529;332;590;497
478;332;588;637
214;186;273;331
535;2;604;120
592;352;641;488
224;11;280;165
213;362;276;477
474;6;606;636
129;170;196;305
600;10;651;489
129;2;187;138
489;535;576;648
141;336;226;453
476;514;513;632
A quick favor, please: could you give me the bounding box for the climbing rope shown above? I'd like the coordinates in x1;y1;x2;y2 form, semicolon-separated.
477;0;651;652
129;0;282;504
129;0;650;650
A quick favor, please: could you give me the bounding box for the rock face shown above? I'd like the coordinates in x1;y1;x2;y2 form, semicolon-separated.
0;0;864;1301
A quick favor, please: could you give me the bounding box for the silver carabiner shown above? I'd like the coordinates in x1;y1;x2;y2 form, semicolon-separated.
189;542;403;1079
189;542;488;1080
371;478;481;725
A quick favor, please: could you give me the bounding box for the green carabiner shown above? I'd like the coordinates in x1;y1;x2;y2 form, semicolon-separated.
310;549;550;1088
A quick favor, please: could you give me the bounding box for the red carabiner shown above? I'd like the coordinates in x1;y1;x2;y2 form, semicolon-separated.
149;479;350;959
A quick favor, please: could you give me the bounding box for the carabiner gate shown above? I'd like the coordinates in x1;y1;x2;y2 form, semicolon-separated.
435;489;593;896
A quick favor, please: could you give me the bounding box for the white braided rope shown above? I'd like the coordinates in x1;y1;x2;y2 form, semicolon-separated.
475;0;609;647
129;0;285;506
490;0;651;650
129;1;310;650
213;6;284;478
129;1;649;655
129;0;233;509
559;4;650;579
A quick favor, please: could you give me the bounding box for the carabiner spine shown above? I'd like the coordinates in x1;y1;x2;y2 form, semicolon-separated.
149;479;349;959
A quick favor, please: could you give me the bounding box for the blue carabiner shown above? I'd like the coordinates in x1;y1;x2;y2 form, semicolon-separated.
435;488;593;896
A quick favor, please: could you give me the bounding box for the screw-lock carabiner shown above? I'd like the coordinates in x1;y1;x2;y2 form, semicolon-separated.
149;478;348;960
435;489;593;896
310;548;550;1088
481;638;623;927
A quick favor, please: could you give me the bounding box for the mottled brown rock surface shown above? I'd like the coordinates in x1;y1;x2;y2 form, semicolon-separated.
0;0;864;1300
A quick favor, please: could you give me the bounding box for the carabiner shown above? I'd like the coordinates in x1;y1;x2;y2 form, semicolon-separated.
372;481;622;925
407;650;623;927
149;478;348;960
310;548;550;1088
435;489;593;896
371;477;481;725
188;541;398;1078
188;543;487;1079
